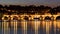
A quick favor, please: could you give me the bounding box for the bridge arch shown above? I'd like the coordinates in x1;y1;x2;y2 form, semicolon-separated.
44;16;51;21
13;16;18;20
53;15;60;20
2;15;10;20
10;15;19;20
42;15;52;20
56;16;60;20
23;16;29;20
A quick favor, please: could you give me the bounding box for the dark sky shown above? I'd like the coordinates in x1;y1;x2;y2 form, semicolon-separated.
0;0;60;7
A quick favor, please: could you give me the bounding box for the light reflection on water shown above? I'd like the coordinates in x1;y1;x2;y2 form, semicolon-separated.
0;20;60;34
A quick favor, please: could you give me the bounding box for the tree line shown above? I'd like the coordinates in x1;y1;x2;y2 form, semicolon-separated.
0;4;60;15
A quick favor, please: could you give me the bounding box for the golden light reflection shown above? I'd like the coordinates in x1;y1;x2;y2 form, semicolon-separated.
21;20;27;34
2;20;60;34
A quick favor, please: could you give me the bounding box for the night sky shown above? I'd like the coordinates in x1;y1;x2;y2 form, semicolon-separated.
0;0;60;7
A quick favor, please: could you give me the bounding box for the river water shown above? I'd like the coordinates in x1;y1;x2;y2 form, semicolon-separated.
0;20;60;34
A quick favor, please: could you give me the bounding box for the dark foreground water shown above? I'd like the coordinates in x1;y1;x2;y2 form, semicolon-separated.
0;20;60;34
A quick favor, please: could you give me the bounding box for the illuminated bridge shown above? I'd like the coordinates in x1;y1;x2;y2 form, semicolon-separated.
2;14;60;20
1;14;60;34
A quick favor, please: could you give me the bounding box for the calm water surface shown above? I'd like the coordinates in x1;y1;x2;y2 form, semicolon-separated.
0;20;60;34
